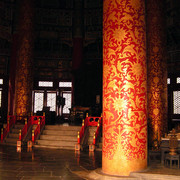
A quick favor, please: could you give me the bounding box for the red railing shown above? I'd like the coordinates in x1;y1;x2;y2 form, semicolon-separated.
86;116;102;127
19;117;32;141
78;118;88;144
1;114;46;144
1;115;16;143
93;119;102;145
77;116;102;144
32;116;45;143
30;115;42;125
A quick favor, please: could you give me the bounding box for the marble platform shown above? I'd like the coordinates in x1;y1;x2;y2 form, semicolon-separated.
0;145;179;179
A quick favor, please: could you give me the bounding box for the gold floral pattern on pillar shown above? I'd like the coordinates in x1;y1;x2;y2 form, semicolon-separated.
146;0;167;150
15;0;34;116
102;0;147;175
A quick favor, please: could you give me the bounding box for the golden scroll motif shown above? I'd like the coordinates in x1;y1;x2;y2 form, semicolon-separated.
146;0;168;149
15;0;34;116
103;0;147;161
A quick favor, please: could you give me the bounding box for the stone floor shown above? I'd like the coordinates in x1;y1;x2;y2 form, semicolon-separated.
0;145;179;180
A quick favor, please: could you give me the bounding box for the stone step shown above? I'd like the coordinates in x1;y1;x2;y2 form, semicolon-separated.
42;130;78;136
36;139;76;147
45;125;81;131
11;129;20;133
14;124;25;129
95;142;102;151
40;135;77;141
88;140;93;144
1;142;17;146
8;133;19;138
33;125;87;150
33;144;75;150
2;122;33;146
98;142;102;148
88;127;98;135
87;126;102;150
3;123;32;145
89;131;96;136
89;126;97;130
2;124;21;145
88;126;101;145
5;138;18;144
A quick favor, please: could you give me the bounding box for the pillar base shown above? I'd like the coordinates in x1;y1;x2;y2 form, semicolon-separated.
89;144;95;152
75;143;81;151
27;140;33;148
88;168;139;180
17;140;21;147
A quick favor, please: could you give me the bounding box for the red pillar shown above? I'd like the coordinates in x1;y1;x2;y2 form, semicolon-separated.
72;0;83;106
146;0;168;149
8;34;19;115
102;0;147;176
14;0;34;116
72;38;83;71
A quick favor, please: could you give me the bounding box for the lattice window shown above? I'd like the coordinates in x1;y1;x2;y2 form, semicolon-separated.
47;93;56;111
34;92;44;113
38;81;53;87
177;77;180;84
59;82;72;87
173;91;180;114
167;78;170;84
62;92;72;114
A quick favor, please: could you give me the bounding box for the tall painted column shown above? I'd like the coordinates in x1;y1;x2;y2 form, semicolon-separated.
146;0;168;150
14;0;34;116
72;0;84;106
102;0;147;176
8;34;18;115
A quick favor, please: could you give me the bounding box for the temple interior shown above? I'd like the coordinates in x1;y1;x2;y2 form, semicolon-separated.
0;0;180;179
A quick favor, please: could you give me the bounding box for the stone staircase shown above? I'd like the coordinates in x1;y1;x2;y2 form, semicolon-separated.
3;124;24;146
88;126;97;144
96;137;102;151
34;125;81;150
2;124;103;150
88;126;102;151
